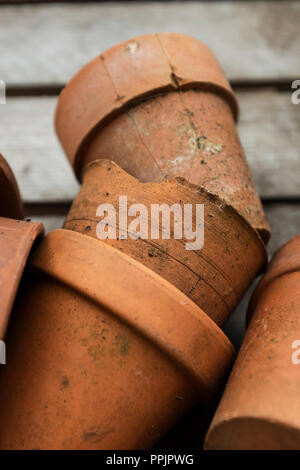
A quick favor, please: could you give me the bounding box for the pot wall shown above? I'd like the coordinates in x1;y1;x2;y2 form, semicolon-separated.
0;272;196;449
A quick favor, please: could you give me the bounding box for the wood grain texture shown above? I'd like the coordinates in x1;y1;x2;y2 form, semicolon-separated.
238;90;300;199
1;90;298;202
0;1;299;85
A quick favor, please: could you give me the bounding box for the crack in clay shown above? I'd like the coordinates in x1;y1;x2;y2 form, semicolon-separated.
188;278;200;295
155;34;209;172
99;55;165;179
126;111;166;178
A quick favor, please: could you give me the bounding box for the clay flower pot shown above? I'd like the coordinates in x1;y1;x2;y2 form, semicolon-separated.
0;229;234;449
55;32;270;243
205;235;300;450
0;154;43;339
65;159;267;328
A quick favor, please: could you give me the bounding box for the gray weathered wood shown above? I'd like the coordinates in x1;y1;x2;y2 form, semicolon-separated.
264;202;300;257
1;90;299;202
0;96;80;201
0;1;299;85
238;90;300;199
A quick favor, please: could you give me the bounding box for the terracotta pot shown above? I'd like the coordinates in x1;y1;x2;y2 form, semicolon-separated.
0;154;43;339
65;159;267;328
0;153;24;220
205;235;300;450
0;229;234;450
55;32;270;243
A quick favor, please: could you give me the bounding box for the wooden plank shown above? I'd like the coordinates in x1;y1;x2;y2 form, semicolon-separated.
238;89;300;199
0;1;299;85
28;201;300;349
264;201;300;257
1;90;299;202
0;97;80;202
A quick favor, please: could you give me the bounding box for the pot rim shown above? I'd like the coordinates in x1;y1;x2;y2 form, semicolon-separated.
30;228;235;399
0;154;24;220
55;32;238;180
0;217;44;339
247;234;300;323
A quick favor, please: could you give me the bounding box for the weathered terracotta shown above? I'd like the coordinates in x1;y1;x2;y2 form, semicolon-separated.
0;217;43;340
205;235;300;450
55;32;270;243
0;229;234;450
0;153;24;220
0;154;43;339
65;159;267;328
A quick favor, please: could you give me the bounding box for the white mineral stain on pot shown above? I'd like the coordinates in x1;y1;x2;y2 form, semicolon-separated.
125;42;139;53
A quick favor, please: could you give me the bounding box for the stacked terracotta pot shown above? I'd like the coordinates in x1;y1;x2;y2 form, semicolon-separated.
0;34;270;450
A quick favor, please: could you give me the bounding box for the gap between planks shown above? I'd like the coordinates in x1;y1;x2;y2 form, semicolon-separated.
4;80;297;97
